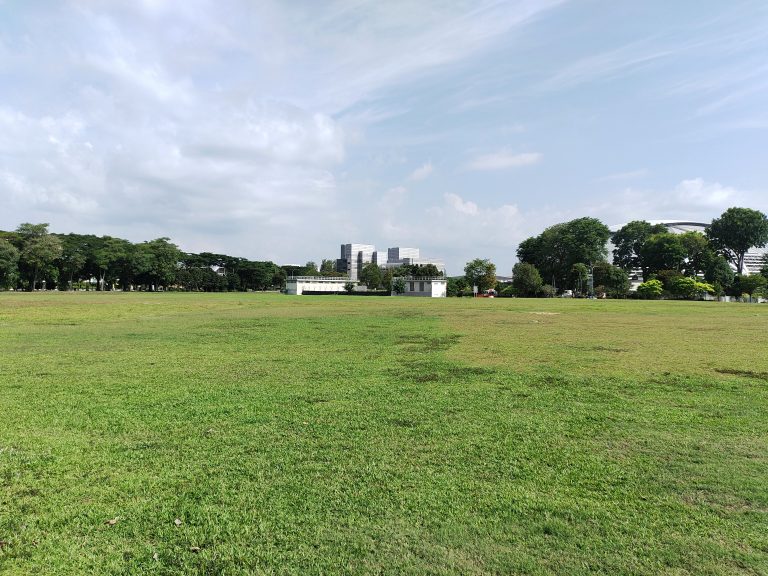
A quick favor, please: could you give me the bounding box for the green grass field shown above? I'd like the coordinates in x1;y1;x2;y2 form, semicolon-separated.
1;293;767;575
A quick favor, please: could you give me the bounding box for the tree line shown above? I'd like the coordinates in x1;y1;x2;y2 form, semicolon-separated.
0;224;296;292
0;224;448;293
3;206;767;299
505;207;768;299
446;207;768;299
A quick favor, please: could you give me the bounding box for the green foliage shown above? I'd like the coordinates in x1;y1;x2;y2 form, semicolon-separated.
704;253;735;291
669;277;715;300
0;239;20;289
136;238;181;290
539;284;556;298
735;274;767;298
381;268;394;292
639;233;686;278
343;281;355;294
446;276;468;297
517;217;610;290
304;261;319;276
592;262;630;298
678;231;711;277
707;207;768;274
512;262;543;297
653;269;684;291
392;277;406;294
464;258;497;292
91;236;130;290
611;221;667;271
636;279;663;299
16;223;63;290
570;263;589;296
359;262;382;289
320;259;337;276
392;263;443;278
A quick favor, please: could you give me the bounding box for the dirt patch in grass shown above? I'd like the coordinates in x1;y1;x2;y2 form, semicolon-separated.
396;333;462;352
715;368;768;381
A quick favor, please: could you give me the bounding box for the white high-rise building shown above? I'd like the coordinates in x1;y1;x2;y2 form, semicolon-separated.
387;247;420;261
336;243;446;279
337;243;376;281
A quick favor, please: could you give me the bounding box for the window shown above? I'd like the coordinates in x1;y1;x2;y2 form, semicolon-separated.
409;282;415;292
419;281;425;292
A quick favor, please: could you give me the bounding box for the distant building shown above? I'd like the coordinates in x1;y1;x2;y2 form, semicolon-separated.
337;243;446;280
387;247;420;261
285;276;349;295
336;243;376;281
397;277;447;298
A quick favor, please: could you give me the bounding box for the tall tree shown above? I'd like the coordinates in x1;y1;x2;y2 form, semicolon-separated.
735;274;767;301
707;207;768;274
611;221;667;272
592;262;630;298
16;223;63;290
0;239;20;289
464;258;497;292
512;262;543;297
703;253;734;295
92;236;129;290
359;261;382;289
639;233;686;278
320;259;336;275
678;231;711;277
57;234;91;290
570;263;588;296
517;217;610;290
136;238;181;290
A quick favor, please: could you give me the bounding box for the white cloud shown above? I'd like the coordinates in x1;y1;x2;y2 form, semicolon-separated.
408;162;434;181
466;150;541;171
673;178;738;207
0;0;566;265
583;178;753;228
426;193;526;246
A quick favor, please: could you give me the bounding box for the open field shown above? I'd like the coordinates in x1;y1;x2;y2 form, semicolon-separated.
1;292;767;575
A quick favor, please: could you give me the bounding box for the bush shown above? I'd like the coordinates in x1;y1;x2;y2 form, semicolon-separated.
637;279;663;299
669;277;714;300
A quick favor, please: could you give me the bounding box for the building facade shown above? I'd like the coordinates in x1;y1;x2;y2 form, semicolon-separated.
336;243;376;281
337;243;446;280
396;277;448;298
285;276;349;295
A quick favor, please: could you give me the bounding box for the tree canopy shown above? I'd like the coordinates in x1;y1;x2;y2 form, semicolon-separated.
611;221;667;272
0;223;288;292
517;217;610;290
639;233;686;278
464;259;497;292
706;207;768;274
512;262;543;297
0;239;20;289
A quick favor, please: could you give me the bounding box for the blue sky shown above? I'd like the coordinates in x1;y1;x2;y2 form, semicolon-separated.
1;1;766;273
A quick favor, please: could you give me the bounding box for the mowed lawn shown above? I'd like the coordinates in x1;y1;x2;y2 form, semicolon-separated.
1;293;767;575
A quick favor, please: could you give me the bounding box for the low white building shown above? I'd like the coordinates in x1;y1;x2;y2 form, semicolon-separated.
396;277;447;298
285;276;350;295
